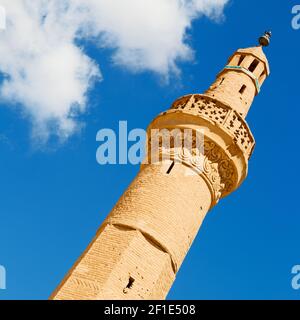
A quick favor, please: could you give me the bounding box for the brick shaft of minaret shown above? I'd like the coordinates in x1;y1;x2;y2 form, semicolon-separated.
51;42;270;300
51;163;211;299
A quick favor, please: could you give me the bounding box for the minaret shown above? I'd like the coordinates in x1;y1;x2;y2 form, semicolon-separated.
51;32;271;300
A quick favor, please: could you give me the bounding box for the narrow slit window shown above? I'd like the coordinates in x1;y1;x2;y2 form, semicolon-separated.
238;55;246;66
248;59;259;73
123;277;135;294
219;78;225;85
126;277;134;289
239;85;246;95
259;71;266;82
166;161;175;174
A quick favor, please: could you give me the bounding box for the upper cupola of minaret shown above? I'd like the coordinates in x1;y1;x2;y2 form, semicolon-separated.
205;31;271;118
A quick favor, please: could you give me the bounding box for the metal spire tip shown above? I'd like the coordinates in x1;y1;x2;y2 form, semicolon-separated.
259;31;272;47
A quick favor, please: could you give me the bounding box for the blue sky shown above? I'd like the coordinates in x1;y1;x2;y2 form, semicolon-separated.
0;0;300;300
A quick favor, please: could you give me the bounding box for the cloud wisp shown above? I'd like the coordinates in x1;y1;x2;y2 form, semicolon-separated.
0;0;228;143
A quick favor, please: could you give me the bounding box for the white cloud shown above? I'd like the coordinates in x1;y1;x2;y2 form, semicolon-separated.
0;0;228;142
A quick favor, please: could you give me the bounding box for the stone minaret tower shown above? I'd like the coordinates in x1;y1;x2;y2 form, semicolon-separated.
51;33;271;300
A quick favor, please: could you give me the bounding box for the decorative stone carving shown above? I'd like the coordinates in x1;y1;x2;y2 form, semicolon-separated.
168;94;255;159
144;129;237;204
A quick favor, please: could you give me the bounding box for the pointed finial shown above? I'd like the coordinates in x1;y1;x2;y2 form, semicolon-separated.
259;31;272;47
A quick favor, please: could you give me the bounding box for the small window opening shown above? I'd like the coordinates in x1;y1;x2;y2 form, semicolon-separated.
259;71;266;82
126;277;134;289
239;85;246;95
219;78;225;85
123;277;135;294
238;55;246;66
248;59;259;73
166;161;175;174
